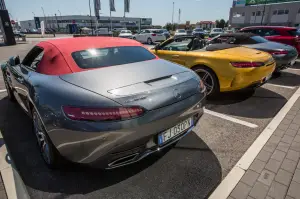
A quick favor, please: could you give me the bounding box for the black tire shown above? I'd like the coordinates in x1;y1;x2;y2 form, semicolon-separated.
192;66;220;98
3;74;15;102
133;37;136;40
32;109;62;169
147;37;153;45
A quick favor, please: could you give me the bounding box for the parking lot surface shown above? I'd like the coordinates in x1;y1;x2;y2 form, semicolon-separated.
1;42;300;198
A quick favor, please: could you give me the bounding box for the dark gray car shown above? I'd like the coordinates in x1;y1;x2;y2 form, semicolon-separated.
209;33;298;71
1;37;206;169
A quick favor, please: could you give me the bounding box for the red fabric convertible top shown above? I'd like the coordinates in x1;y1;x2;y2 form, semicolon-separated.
36;37;145;75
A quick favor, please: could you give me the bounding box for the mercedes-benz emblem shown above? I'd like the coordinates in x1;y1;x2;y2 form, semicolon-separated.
173;89;182;99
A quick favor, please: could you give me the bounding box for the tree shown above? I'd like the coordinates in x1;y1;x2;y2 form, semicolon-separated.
219;19;226;29
215;20;220;28
164;23;173;31
225;20;229;27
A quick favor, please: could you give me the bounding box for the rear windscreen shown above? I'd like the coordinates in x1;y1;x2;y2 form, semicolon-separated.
288;29;300;36
72;46;156;69
151;30;163;33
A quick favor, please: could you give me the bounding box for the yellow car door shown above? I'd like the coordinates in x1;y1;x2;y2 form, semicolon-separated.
154;50;187;66
151;37;193;66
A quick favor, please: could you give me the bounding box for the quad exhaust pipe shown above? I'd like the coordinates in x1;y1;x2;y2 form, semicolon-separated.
107;153;140;169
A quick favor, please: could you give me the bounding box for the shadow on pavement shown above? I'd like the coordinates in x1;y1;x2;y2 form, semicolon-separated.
206;87;286;119
289;61;300;70
0;95;222;199
268;70;300;87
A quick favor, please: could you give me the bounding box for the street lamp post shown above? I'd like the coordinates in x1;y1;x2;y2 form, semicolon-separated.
261;0;267;25
172;2;174;25
58;10;62;31
41;7;47;28
89;0;93;34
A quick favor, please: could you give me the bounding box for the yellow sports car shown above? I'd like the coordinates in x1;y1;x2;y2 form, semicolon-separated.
150;36;276;96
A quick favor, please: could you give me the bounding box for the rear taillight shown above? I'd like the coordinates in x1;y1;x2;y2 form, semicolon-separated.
231;62;264;68
269;50;288;55
151;34;156;36
63;106;145;121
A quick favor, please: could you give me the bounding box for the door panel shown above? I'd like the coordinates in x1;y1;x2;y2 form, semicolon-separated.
10;64;29;112
265;36;294;46
155;50;187;66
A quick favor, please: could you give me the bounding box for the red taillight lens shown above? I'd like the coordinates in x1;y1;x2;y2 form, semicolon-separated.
231;62;264;68
269;50;288;55
63;106;145;121
151;34;156;36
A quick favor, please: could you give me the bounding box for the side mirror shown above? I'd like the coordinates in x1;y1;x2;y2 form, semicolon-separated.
8;56;20;66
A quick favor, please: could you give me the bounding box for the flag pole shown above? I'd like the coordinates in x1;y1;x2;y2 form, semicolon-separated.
110;10;112;34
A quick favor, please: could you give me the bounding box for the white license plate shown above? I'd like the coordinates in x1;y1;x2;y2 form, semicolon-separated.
158;118;193;145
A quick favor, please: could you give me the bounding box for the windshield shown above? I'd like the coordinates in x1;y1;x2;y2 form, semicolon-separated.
121;30;131;33
250;36;268;43
177;29;186;33
213;29;222;32
288;29;300;36
194;29;203;32
72;46;156;69
151;30;163;33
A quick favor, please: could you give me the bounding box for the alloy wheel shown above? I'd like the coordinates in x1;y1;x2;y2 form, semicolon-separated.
33;112;51;164
195;69;214;95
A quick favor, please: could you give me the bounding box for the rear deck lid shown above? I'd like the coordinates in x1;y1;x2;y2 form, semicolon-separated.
60;59;201;110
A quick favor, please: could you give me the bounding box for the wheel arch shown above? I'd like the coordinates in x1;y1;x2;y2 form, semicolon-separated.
190;64;220;86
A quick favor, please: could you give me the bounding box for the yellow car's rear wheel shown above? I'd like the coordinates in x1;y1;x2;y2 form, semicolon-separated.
193;66;220;97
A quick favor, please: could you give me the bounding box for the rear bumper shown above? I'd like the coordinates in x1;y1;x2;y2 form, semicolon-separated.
273;54;298;71
153;37;166;42
221;62;275;92
46;93;205;168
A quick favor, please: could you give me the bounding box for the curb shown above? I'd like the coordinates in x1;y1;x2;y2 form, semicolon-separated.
209;86;300;199
0;131;30;199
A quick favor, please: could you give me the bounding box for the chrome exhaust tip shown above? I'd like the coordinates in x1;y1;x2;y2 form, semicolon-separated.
107;153;139;169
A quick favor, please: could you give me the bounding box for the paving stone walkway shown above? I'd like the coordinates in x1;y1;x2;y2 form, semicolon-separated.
228;98;300;199
0;172;7;199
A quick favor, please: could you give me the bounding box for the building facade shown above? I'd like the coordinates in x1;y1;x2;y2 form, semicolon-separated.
229;0;300;28
197;21;216;29
19;15;152;33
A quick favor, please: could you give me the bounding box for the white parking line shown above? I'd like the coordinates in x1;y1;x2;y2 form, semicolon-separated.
288;67;300;71
265;83;296;89
204;109;258;128
209;86;300;199
0;131;30;199
0;90;6;93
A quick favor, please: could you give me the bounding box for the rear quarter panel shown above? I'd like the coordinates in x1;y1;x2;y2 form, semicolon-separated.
26;73;121;134
184;49;273;91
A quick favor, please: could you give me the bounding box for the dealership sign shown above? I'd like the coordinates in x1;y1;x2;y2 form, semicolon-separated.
246;0;300;5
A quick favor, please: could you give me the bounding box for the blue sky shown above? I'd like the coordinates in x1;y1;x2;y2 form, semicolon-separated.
6;0;233;25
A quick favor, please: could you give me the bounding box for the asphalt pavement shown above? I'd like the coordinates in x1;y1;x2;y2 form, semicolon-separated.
0;41;300;199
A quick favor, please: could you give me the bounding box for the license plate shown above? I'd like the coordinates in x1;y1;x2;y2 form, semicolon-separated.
158;118;193;145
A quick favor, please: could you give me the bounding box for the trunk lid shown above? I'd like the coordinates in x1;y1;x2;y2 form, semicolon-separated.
243;41;295;52
60;59;202;110
216;46;270;60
